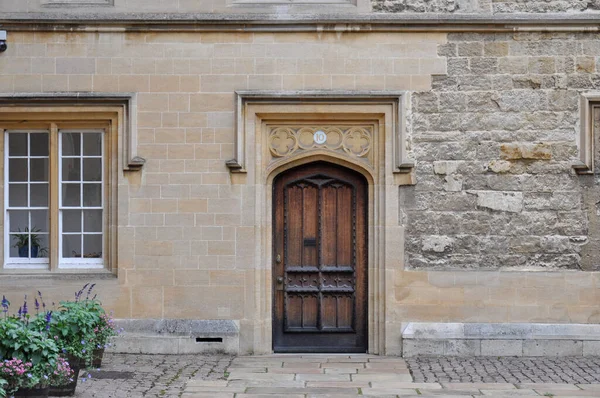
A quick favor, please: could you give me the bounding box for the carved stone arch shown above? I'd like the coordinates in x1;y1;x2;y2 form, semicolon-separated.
266;151;376;187
229;91;413;356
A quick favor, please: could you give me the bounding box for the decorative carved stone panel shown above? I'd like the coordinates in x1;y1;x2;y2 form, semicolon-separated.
267;125;374;168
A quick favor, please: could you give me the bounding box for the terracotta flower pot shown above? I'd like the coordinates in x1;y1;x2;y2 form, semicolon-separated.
14;386;49;398
92;348;105;368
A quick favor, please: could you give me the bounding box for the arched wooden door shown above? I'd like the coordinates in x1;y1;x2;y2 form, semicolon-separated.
272;162;368;353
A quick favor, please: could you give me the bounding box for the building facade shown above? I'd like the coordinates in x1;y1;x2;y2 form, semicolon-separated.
0;0;599;356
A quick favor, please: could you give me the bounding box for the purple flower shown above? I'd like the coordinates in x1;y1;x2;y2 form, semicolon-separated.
86;283;96;299
45;311;52;330
22;299;28;316
18;306;22;317
1;295;9;313
35;298;40;312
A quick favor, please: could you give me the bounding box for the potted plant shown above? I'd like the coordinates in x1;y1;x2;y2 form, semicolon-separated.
0;297;59;398
11;228;47;258
0;358;49;398
44;357;74;397
91;310;120;368
41;285;100;396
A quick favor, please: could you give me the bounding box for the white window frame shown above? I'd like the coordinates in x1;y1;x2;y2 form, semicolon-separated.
58;129;105;269
4;130;50;270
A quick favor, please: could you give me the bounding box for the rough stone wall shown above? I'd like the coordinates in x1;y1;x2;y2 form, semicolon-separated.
406;32;600;271
372;0;600;13
372;0;462;13
493;0;600;13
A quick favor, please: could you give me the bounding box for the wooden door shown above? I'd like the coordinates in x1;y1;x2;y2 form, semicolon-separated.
273;162;367;353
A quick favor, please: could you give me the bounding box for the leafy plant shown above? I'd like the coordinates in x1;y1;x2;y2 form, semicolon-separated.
11;227;48;257
42;284;104;366
48;356;74;387
93;312;120;350
0;296;59;394
0;377;7;398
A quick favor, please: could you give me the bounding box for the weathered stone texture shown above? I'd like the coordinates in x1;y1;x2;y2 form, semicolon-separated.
406;32;600;270
493;0;600;14
372;0;461;13
372;0;600;13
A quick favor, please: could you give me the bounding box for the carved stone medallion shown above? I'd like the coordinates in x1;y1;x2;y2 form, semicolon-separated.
268;125;374;166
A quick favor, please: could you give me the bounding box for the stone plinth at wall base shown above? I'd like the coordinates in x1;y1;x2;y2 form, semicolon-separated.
401;323;600;357
107;319;239;355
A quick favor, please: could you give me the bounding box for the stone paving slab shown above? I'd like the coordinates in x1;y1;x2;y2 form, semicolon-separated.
74;353;232;397
74;353;600;397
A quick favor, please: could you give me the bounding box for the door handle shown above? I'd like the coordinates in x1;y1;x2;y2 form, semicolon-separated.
276;254;282;263
276;276;284;291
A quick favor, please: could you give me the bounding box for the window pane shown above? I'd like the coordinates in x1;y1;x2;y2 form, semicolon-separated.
30;159;49;182
30;184;49;207
62;184;81;207
83;184;102;207
30;133;49;156
31;233;49;258
9;159;28;182
83;235;102;259
83;210;102;232
83;133;102;156
31;210;49;233
8;133;27;156
63;210;82;233
63;234;82;258
9;233;47;259
83;159;102;181
9;211;28;233
9;184;28;207
62;133;81;156
9;235;28;258
62;158;81;181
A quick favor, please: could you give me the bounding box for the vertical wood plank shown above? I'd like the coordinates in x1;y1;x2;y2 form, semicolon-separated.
320;185;337;267
336;186;353;267
286;185;303;267
302;185;318;267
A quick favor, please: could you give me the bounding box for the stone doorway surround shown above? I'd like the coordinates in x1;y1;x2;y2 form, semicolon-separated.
227;91;414;355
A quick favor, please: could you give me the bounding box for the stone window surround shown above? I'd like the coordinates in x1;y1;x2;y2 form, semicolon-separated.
575;92;600;175
41;0;114;6
226;0;367;9
229;91;413;355
229;0;356;4
0;93;144;275
0;94;144;172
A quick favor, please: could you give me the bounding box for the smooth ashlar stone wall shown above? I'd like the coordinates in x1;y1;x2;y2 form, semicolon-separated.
402;322;600;357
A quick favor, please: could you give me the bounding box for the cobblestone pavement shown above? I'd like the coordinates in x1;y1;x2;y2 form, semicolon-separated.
75;354;600;397
183;355;600;397
406;356;600;384
75;353;233;397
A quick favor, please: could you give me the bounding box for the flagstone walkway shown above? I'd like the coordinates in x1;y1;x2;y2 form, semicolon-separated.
183;355;600;398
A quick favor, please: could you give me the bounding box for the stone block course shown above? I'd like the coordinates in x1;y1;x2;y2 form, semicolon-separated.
405;31;597;271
